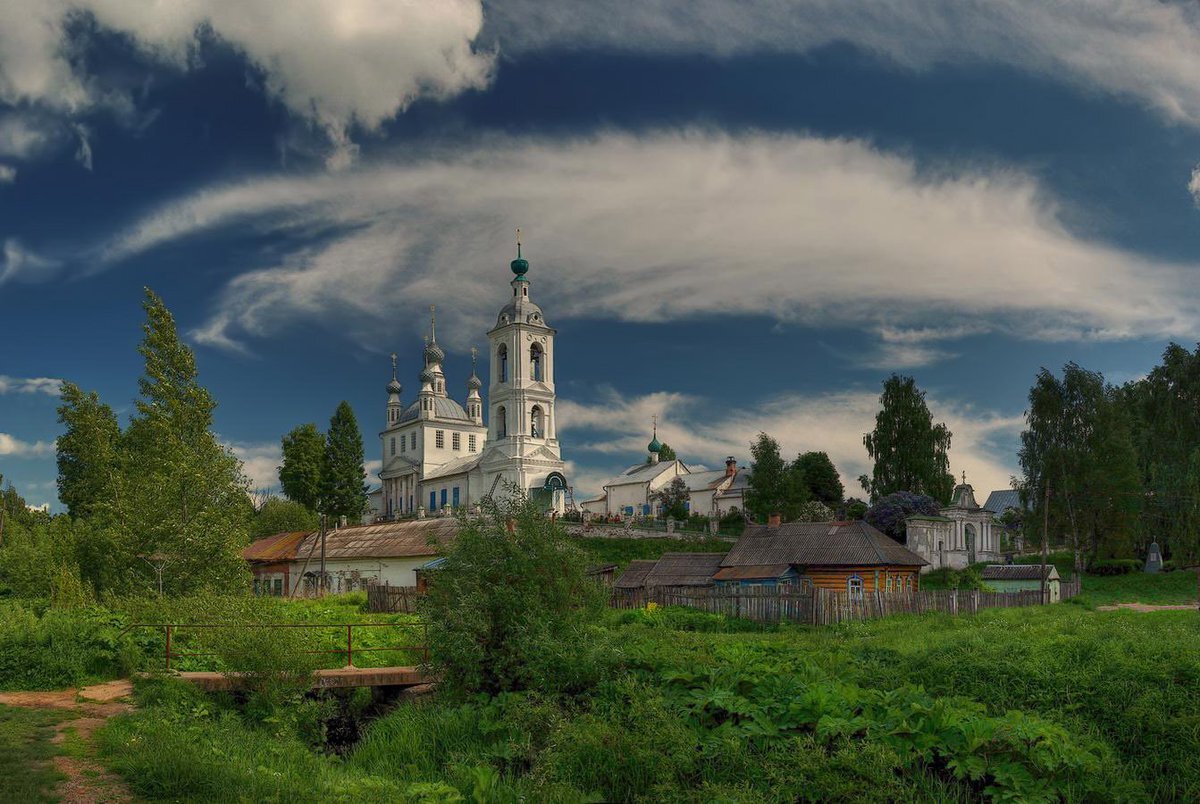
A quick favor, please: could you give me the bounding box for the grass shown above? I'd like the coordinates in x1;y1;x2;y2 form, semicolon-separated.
0;705;68;802
577;535;731;571
1076;569;1197;606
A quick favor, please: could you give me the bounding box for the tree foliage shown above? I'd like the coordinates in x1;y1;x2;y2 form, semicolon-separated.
654;476;690;520
422;490;609;697
320;401;367;522
865;491;942;542
645;442;678;464
279;423;325;513
745;433;809;522
860;375;954;504
55;383;121;521
251;497;319;541
792;451;844;507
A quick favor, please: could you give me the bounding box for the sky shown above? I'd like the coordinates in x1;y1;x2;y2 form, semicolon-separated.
3;0;1200;510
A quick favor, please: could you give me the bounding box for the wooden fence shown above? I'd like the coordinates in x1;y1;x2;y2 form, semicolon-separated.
366;584;420;614
612;577;1080;626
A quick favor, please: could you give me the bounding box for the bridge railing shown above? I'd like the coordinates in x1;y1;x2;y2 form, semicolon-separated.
118;622;428;671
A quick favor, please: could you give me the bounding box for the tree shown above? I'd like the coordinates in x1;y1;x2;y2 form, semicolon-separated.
279;423;325;512
865;491;942;542
654;476;690;520
795;499;835;522
251;497;320;541
56;382;121;520
645;442;678;464
745;432;808;522
860;375;954;504
117;288;252;594
792;451;844;507
321;401;368;521
422;490;608;696
844;497;869;521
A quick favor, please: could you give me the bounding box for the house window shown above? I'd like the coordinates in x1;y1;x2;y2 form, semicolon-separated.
468;434;477;452
273;579;283;596
846;574;864;600
436;430;445;448
496;406;507;438
452;487;460;507
498;344;508;382
390;437;396;456
429;491;436;511
530;343;543;381
411;432;417;449
885;574;894;592
440;489;447;508
452;432;461;451
530;405;544;438
400;435;406;453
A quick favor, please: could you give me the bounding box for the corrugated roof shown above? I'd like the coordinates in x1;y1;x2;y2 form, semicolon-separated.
981;564;1058;581
267;518;461;562
613;559;657;589
712;564;792;581
722;521;927;568
681;469;728;492
243;530;310;562
644;551;727;586
423;454;483;481
982;489;1024;514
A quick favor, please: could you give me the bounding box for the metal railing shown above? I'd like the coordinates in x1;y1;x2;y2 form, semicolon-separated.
118;622;427;671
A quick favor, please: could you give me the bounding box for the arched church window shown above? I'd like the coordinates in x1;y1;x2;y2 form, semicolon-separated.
497;406;507;438
530;343;543;381
498;345;508;383
531;405;544;438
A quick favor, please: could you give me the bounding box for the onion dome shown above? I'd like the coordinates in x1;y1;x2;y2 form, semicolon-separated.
386;377;403;395
648;435;662;454
467;373;482;391
424;340;445;364
419;366;435;385
511;229;529;279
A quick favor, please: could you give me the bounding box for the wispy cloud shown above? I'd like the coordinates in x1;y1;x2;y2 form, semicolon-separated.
0;375;62;395
0;433;53;457
93;132;1200;359
1190;165;1200;207
225;440;280;493
0;239;60;286
558;386;1023;499
0;165;14;184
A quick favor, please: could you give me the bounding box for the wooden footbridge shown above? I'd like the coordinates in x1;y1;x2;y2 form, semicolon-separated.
120;622;432;691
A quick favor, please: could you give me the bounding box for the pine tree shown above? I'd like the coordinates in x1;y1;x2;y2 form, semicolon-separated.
860;375;954;504
279;423;325;512
56;382;122;520
118;288;251;594
321;401;367;522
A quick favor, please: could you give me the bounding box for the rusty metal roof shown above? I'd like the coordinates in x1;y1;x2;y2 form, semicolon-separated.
712;564;792;581
242;530;310;562
244;518;460;563
644;551;727;586
613;559;657;589
722;521;927;568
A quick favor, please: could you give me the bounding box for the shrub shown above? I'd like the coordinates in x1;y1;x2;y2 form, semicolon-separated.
0;601;137;689
865;492;941;541
1089;559;1140;576
423;490;611;697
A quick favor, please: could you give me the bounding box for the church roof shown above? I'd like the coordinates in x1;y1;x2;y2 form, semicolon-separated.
982;489;1024;514
681;469;729;492
397;397;473;423
423;454;484;481
604;459;678;488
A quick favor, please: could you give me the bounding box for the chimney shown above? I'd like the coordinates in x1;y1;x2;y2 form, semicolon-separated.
767;512;781;529
725;456;737;477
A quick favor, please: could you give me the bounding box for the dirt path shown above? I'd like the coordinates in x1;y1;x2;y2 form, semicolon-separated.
0;680;134;803
1096;602;1198;612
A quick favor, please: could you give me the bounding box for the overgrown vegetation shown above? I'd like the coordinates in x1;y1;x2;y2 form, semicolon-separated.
0;705;68;802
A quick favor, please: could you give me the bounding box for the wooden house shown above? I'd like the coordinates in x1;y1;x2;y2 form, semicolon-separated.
715;519;927;595
980;564;1060;602
612;552;727;590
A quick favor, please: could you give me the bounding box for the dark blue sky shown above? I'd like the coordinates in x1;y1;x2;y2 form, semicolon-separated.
3;2;1200;507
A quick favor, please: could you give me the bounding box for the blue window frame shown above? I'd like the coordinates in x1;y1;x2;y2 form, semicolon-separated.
429;491;436;511
452;487;460;507
440;489;447;508
642;504;650;516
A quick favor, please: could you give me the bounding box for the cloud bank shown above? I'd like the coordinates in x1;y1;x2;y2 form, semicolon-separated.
556;386;1023;500
0;376;63;395
0;432;53;457
96;131;1200;359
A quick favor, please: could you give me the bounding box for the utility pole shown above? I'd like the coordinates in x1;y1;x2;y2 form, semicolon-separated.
319;512;327;596
1041;480;1050;603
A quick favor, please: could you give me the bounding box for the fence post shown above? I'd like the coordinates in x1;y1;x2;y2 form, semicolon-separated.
164;624;172;671
346;624;354;667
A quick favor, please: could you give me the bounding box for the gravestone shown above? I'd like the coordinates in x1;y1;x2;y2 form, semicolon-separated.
1144;541;1163;573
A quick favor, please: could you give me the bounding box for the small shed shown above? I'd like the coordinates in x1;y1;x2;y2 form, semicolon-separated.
613;559;657;590
585;563;619;587
981;564;1060;602
642;552;727;588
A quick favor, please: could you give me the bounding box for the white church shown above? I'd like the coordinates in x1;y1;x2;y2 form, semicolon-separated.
374;239;569;517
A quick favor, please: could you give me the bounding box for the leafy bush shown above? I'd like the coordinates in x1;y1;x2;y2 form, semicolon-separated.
1089;558;1141;576
0;601;137;689
423;491;612;697
865;492;942;541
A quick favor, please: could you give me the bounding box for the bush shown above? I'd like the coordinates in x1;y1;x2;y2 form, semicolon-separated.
1089;559;1141;576
0;601;137;689
423;490;612;697
865;492;941;541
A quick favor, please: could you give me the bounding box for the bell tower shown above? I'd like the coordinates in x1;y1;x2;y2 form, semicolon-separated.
480;230;567;510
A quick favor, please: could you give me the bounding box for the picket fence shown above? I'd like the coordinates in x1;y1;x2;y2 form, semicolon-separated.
366;584;420;614
611;577;1080;626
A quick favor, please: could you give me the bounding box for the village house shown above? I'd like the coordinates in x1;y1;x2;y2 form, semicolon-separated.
243;518;458;595
612;552;727;590
715;517;927;595
981;564;1060;602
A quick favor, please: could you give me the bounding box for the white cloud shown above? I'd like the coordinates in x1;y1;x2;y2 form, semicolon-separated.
0;0;493;166
226;440;279;493
0;165;13;184
95;132;1200;357
490;0;1200;130
0;239;60;285
0;376;62;395
1190;165;1200;207
0;114;54;159
0;433;53;457
557;386;1022;500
